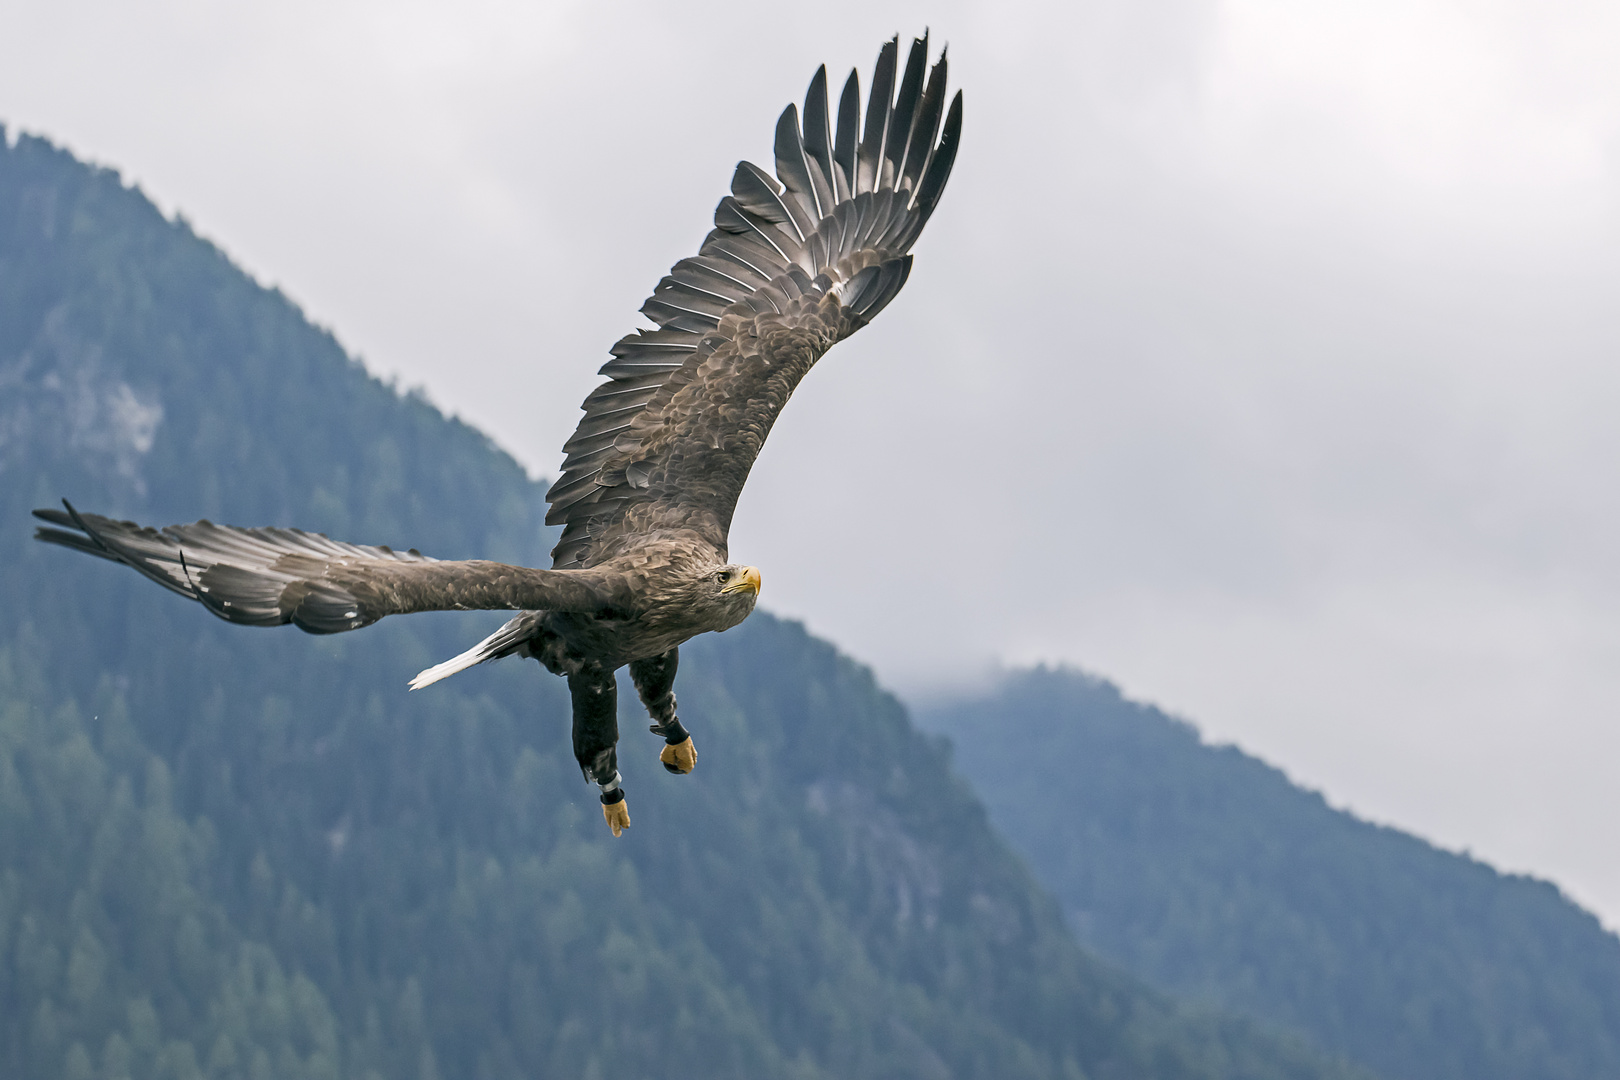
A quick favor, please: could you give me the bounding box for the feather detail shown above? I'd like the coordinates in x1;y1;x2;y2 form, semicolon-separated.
834;69;861;197
886;34;929;188
774;104;823;222
900;47;949;196
856;38;897;194
800;66;840;211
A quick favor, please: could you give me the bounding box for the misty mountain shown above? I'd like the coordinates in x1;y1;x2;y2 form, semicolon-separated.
0;130;1372;1078
917;667;1620;1080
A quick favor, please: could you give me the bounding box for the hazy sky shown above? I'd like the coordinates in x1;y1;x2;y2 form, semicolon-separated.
5;0;1619;928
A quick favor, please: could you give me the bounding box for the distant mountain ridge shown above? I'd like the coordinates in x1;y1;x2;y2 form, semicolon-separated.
918;667;1620;1080
0;128;1369;1079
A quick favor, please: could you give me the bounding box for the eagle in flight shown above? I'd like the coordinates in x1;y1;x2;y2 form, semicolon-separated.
34;34;961;837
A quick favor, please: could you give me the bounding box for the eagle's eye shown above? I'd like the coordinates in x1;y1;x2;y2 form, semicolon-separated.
715;571;729;585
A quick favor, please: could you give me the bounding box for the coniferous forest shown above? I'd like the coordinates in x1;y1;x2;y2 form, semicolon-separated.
2;128;1617;1078
920;670;1620;1080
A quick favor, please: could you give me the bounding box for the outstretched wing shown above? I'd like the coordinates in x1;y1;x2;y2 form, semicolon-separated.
547;33;962;569
34;503;630;634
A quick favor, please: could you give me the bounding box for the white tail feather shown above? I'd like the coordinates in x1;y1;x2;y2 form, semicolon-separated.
408;612;538;690
408;648;488;690
408;624;511;690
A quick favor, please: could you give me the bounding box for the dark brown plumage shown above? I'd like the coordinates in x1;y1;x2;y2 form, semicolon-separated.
33;34;962;835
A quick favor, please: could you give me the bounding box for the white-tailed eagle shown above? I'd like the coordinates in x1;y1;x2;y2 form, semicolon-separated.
35;34;961;836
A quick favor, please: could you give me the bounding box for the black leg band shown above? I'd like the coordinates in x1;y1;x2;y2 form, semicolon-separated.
650;717;690;746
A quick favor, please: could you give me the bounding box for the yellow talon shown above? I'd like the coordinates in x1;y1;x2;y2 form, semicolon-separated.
602;799;630;837
660;736;697;774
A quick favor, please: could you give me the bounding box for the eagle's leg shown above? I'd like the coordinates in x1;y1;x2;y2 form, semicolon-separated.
567;661;629;836
631;648;696;775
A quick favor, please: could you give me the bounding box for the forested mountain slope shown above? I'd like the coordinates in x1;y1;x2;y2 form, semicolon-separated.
917;667;1620;1080
0;130;1368;1079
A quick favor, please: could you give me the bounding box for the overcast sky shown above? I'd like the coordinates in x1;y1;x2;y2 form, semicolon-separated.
5;0;1619;928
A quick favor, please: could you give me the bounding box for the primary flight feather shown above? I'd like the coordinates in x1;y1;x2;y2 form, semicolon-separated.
34;33;962;837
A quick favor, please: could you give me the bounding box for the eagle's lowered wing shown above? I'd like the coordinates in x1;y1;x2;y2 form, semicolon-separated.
546;34;962;569
34;503;631;634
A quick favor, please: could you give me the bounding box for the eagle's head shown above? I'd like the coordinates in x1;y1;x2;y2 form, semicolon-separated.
708;563;761;631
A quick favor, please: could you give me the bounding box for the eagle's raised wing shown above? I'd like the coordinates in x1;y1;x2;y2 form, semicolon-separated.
34;503;631;634
546;34;961;569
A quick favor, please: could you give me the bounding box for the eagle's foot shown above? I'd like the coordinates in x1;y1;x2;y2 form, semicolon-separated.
660;736;697;774
601;794;630;837
649;716;695;774
596;770;629;836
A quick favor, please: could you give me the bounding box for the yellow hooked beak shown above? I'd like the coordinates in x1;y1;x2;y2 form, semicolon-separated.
721;566;762;596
